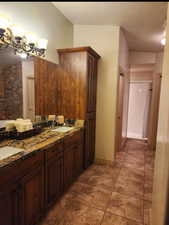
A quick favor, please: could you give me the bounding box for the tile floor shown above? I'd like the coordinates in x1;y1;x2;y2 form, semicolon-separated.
39;139;155;225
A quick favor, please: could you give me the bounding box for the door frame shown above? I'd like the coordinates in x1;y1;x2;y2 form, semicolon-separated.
115;66;129;154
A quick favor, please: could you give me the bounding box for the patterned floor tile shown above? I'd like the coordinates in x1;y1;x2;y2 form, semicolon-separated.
114;178;144;198
39;139;155;225
106;192;144;223
144;182;153;202
101;212;143;225
144;200;152;225
59;203;104;225
69;181;112;210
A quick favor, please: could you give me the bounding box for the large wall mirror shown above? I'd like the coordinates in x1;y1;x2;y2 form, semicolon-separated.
0;47;35;127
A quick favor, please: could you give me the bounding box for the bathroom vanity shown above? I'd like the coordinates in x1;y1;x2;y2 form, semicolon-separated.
0;45;100;225
0;127;84;225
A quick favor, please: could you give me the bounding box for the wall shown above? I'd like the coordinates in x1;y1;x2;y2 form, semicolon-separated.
155;52;164;73
119;29;129;71
119;29;130;147
0;2;73;63
147;54;163;150
0;63;23;120
152;4;169;225
130;71;153;81
130;51;157;64
74;25;120;162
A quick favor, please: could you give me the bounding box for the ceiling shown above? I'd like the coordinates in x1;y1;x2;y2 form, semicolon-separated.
53;2;168;52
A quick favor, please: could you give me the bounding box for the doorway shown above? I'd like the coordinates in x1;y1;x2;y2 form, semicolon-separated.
127;81;152;140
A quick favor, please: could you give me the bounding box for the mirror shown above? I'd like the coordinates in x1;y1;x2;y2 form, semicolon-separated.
0;47;35;128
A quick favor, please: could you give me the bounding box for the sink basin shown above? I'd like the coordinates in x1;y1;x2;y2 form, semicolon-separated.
51;127;74;133
0;146;24;160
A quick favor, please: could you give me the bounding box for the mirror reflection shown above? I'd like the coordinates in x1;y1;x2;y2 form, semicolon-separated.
0;47;35;128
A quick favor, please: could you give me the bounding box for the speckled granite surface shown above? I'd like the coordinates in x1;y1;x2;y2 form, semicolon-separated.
0;126;82;168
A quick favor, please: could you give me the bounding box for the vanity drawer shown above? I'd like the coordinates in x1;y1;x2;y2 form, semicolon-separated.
0;150;44;185
64;131;82;148
45;141;63;160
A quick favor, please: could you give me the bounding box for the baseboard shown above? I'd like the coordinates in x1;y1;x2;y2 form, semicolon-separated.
120;137;127;150
127;132;142;139
94;158;115;166
127;137;147;143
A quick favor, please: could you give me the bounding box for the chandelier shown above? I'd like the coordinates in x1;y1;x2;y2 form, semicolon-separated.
0;14;48;58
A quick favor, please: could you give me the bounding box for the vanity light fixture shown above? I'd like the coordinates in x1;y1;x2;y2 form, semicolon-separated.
161;37;166;46
0;14;48;57
161;20;167;46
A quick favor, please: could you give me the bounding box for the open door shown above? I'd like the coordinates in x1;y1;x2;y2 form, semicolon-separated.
115;70;125;152
25;76;35;120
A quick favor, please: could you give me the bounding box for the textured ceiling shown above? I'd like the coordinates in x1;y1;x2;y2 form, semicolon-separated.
53;2;168;51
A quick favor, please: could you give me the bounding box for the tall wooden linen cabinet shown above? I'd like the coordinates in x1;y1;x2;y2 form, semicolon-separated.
57;47;100;168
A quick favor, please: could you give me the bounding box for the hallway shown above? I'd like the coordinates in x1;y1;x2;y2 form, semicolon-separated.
40;139;155;225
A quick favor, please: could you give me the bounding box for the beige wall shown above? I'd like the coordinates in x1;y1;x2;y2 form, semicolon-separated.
155;52;164;73
0;2;73;63
152;4;169;225
130;51;157;64
130;71;153;81
74;25;120;162
119;29;129;71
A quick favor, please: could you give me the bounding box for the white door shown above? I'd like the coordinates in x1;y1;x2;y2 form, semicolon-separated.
127;82;152;139
26;76;35;121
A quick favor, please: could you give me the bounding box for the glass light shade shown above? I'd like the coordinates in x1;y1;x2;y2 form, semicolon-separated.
25;32;37;44
0;14;10;29
37;39;48;49
16;52;27;59
161;38;166;46
10;24;24;37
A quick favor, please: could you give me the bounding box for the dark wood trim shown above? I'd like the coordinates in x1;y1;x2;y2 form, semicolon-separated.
57;46;101;59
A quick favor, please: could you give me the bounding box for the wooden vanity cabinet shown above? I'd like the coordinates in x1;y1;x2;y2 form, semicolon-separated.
0;129;84;225
63;130;84;190
57;47;100;169
0;183;21;225
20;164;44;225
35;47;100;169
45;141;64;209
0;150;45;225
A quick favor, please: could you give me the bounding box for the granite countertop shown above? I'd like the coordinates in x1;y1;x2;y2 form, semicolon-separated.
0;126;82;169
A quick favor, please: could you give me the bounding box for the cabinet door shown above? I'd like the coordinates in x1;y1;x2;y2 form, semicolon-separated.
87;54;98;113
21;165;44;225
85;112;96;168
73;144;83;178
45;155;63;208
64;146;74;190
0;184;21;225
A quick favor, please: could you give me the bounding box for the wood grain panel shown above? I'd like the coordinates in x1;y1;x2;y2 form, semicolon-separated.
35;47;100;169
58;51;88;119
34;57;63;116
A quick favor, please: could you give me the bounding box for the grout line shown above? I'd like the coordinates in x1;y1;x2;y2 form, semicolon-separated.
104;211;144;225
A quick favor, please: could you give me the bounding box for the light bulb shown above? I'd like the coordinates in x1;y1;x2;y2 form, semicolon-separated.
16;52;27;59
37;39;48;49
0;14;10;30
25;32;37;44
10;24;24;37
161;38;166;46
